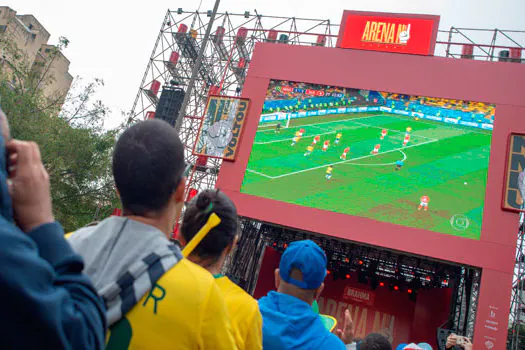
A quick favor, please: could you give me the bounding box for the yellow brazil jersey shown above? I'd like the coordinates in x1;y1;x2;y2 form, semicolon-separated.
307;146;314;152
295;131;301;137
214;276;262;350
106;259;237;349
326;167;333;174
66;231;236;349
336;133;342;139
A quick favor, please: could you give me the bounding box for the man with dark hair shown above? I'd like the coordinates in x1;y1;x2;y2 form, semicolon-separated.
68;119;236;348
258;239;353;349
360;333;392;350
0;109;106;348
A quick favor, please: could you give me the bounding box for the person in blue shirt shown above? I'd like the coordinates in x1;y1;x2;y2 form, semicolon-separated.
258;239;354;349
395;159;404;171
0;108;106;348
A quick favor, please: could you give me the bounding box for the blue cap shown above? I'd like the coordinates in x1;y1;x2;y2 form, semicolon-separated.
279;240;327;289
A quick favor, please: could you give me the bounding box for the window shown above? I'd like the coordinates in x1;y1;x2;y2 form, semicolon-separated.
45;48;51;53
0;25;6;33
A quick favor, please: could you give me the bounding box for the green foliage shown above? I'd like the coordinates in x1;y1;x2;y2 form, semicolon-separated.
508;324;525;349
0;35;120;232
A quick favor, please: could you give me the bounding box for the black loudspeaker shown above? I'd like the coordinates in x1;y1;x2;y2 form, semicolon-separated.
155;86;185;127
499;50;510;62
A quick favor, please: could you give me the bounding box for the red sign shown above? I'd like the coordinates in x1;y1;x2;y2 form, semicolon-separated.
343;286;375;306
337;11;439;56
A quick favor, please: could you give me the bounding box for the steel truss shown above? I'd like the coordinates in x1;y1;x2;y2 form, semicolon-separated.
228;218;480;350
509;217;525;349
129;9;525;198
129;10;336;196
130;10;525;347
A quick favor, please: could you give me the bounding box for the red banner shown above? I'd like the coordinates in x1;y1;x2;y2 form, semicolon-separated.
254;247;452;347
337;11;439;55
343;286;375;306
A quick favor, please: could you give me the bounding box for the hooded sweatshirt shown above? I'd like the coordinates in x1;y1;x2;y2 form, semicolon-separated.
0;133;106;348
68;216;237;349
259;291;346;350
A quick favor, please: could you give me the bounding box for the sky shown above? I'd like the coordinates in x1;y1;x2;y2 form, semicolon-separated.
10;0;525;128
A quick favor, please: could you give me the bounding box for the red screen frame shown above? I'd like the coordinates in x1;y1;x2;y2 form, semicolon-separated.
217;42;525;346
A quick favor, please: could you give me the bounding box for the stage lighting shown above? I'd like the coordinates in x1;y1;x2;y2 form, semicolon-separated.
207;10;212;17
344;258;349;263
244;11;250;18
332;271;341;281
177;8;183;14
370;276;378;290
327;270;331;276
407;288;413;294
345;274;351;279
283;243;288;249
358;260;364;265
379;282;385;287
394;285;399;291
357;269;368;284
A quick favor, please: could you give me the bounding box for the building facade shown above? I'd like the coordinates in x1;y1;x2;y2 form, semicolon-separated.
0;6;73;106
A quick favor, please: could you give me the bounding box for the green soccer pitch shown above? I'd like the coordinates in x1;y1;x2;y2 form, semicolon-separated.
240;112;493;239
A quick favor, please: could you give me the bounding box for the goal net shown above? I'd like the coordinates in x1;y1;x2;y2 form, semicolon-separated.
257;112;292;131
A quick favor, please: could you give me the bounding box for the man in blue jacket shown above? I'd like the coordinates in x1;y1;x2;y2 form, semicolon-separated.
0;108;106;348
259;239;353;349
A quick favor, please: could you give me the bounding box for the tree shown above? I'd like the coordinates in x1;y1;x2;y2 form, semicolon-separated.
507;324;525;349
0;34;120;232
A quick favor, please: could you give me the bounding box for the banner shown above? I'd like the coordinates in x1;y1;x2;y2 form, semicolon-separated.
502;134;525;212
343;286;376;306
193;96;250;161
337;11;440;56
275;85;345;98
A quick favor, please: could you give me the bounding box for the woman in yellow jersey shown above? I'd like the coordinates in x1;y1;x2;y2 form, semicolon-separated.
180;190;263;350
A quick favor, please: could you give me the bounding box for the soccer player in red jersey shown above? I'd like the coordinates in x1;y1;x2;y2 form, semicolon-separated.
380;129;388;140
371;144;380;155
322;140;330;152
340;147;350;160
418;195;430;211
403;134;410;147
313;135;321;144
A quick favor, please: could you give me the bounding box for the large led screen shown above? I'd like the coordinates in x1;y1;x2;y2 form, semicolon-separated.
240;80;495;239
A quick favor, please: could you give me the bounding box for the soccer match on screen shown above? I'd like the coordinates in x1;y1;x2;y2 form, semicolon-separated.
240;80;495;239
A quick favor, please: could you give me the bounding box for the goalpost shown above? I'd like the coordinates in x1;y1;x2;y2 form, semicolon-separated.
258;112;293;130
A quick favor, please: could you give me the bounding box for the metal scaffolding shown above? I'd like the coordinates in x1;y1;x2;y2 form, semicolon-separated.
129;10;525;347
129;10;337;196
509;216;525;349
129;10;525;197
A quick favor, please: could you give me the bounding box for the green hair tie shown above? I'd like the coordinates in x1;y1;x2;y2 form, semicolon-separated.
203;202;213;214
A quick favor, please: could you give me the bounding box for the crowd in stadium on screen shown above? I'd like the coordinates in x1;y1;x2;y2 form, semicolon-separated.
262;80;494;125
